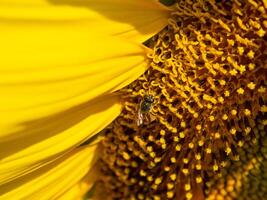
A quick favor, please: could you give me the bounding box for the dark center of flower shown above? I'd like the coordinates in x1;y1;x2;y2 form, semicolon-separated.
96;1;267;199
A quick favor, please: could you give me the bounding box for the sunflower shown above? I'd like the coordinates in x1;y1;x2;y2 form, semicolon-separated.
0;0;266;200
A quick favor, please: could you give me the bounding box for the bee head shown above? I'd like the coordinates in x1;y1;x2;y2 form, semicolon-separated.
144;95;154;103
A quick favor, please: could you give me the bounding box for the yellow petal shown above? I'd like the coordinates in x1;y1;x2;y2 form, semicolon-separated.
0;145;97;200
0;21;148;138
0;0;170;43
56;183;85;200
0;95;121;185
57;167;97;200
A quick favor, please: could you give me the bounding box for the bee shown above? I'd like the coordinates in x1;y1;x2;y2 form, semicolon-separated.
137;95;154;126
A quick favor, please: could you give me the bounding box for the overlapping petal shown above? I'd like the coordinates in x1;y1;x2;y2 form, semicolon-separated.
56;183;86;200
0;0;170;43
0;17;150;184
0;95;121;185
0;25;148;138
0;1;154;186
57;167;97;200
0;145;97;199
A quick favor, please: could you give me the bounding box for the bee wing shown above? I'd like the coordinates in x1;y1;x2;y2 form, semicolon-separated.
137;109;144;126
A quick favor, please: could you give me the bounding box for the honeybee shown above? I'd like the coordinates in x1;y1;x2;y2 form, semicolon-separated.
137;95;154;126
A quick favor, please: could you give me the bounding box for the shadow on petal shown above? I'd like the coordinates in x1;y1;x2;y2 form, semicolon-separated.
0;94;120;161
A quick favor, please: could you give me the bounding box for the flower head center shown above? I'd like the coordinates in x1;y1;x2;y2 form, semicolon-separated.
98;1;267;199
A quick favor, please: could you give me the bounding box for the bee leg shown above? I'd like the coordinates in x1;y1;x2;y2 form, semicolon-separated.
140;114;147;125
149;115;157;124
150;114;157;122
144;113;156;125
149;111;157;123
